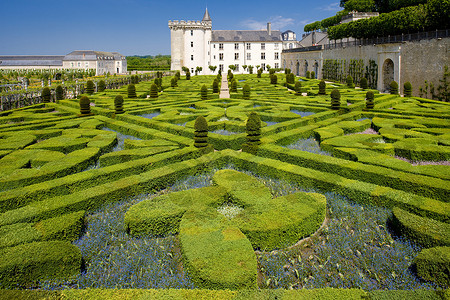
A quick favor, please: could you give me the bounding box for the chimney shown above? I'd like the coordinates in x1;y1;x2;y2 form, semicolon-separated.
267;22;271;35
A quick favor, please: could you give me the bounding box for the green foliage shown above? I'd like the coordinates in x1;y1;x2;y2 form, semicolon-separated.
114;95;124;114
426;0;450;30
285;68;291;74
344;0;375;12
200;84;208;100
311;71;316;79
41;87;51;103
79;96;91;115
150;83;158;98
212;79;219;93
390;81;399;94
248;65;254;74
171;77;178;88
365;91;374;109
295;81;302;96
194;116;208;148
346;75;355;88
55;85;64;100
360;77;368;90
242;84;251;100
230;79;237;93
126;55;170;71
436;65;449;102
186;71;191;80
304;20;322;32
286;73;295;84
414;246;450;286
270;74;278;84
86;80;95;95
97;80;106;92
243;112;262;154
257;69;262;78
403;81;412;97
306;71;311;79
175;71;181;80
127;84;136;98
331;89;341;110
318;80;326;95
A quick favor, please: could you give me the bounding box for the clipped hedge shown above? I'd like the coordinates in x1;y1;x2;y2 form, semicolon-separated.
414;246;450;286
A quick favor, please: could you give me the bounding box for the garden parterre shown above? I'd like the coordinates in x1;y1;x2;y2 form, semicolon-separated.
0;73;449;297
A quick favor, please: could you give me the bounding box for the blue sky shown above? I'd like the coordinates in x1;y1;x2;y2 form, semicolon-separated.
1;0;341;56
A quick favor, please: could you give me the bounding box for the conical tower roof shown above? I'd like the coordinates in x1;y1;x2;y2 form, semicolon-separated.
202;8;211;22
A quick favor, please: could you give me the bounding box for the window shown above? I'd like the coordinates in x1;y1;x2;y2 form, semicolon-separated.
234;53;239;60
214;55;216;59
191;68;194;73
219;53;224;61
219;64;224;72
235;43;239;50
191;42;193;47
213;44;216;48
261;63;265;70
261;52;265;60
275;63;279;69
190;30;193;36
71;62;74;67
289;43;293;49
191;55;194;61
275;43;279;49
275;52;279;60
235;64;239;72
247;53;251;60
219;43;223;50
77;62;81;67
261;43;265;50
246;43;251;50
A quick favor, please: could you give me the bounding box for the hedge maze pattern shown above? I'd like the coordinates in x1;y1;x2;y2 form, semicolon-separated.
0;73;449;296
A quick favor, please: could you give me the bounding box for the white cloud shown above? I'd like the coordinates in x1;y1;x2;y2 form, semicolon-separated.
240;16;295;31
319;2;341;11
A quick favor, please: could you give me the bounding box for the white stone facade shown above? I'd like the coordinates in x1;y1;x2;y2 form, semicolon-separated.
169;10;297;74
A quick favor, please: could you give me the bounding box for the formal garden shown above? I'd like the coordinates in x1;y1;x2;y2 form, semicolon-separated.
0;71;449;299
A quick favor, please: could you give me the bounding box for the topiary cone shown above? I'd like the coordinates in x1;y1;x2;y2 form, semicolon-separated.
404;82;412;97
194;116;208;148
127;84;136;98
318;80;326;95
295;81;302;96
79;96;91;115
150;83;158;98
330;89;341;110
200;85;208;100
114;95;124;114
243;84;251;100
366;91;374;109
86;80;95;95
41;87;51;103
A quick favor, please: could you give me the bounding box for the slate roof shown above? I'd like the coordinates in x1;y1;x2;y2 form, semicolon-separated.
0;56;64;66
63;50;124;61
212;30;282;42
202;8;211;22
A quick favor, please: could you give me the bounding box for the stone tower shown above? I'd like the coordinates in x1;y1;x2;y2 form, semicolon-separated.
168;9;212;73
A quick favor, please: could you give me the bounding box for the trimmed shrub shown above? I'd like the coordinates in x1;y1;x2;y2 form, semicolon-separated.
318;80;326;95
200;84;208;100
243;84;251;100
257;69;262;78
414;246;450;286
186;71;191;80
114;95;125;114
41;87;51;103
175;71;181;80
230;79;237;93
285;68;291;74
79;96;91;115
97;80;106;92
127;84;136;98
270;74;277;84
171;77;178;87
346;75;355;88
390;81;399;94
86;80;95;95
269;69;275;75
212;79;219;93
55;85;64;100
194;116;208;148
404;81;412;97
360;77;368;90
330;89;341;110
306;71;310;79
242;112;261;154
366;91;375;109
150;83;158;98
295;81;302;96
311;71;316;79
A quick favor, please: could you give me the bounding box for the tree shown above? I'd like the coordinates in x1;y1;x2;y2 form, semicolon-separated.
248;66;254;74
212;79;219;93
79;96;91;115
331;89;341;110
403;82;412;97
347;75;355;88
41;87;51;103
114;95;125;114
243;84;251;99
127;84;137;98
366;91;375;109
318;80;326;95
360;77;368;90
390;81;399;94
242;65;248;72
195;66;203;75
344;0;375;12
228;65;236;71
242;112;261;154
209;65;217;73
186;71;191;80
98;80;106;92
230;79;237;93
150;83;158;98
194;116;208;148
171;77;178;87
86;80;95;95
55;85;64;100
295;81;302;96
201;84;208;100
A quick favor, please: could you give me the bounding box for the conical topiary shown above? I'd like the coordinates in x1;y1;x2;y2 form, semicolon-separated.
114;95;124;114
212;79;219;93
243;84;251;100
55;85;64;100
366;91;374;109
175;71;181;80
360;77;368;90
230;79;237;93
150;83;158;98
201;85;208;100
311;71;315;79
404;82;412;97
390;81;399;94
318;80;326;95
306;71;310;79
257;69;262;78
270;74;277;84
194;116;208;148
242;112;261;154
186;71;191;80
86;80;95;95
128;84;136;98
330;89;341;110
171;77;178;87
41;87;51;103
346;75;354;88
79;96;91;115
98;80;106;92
295;81;302;96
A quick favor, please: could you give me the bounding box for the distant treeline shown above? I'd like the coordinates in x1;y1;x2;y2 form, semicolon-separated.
126;55;171;71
